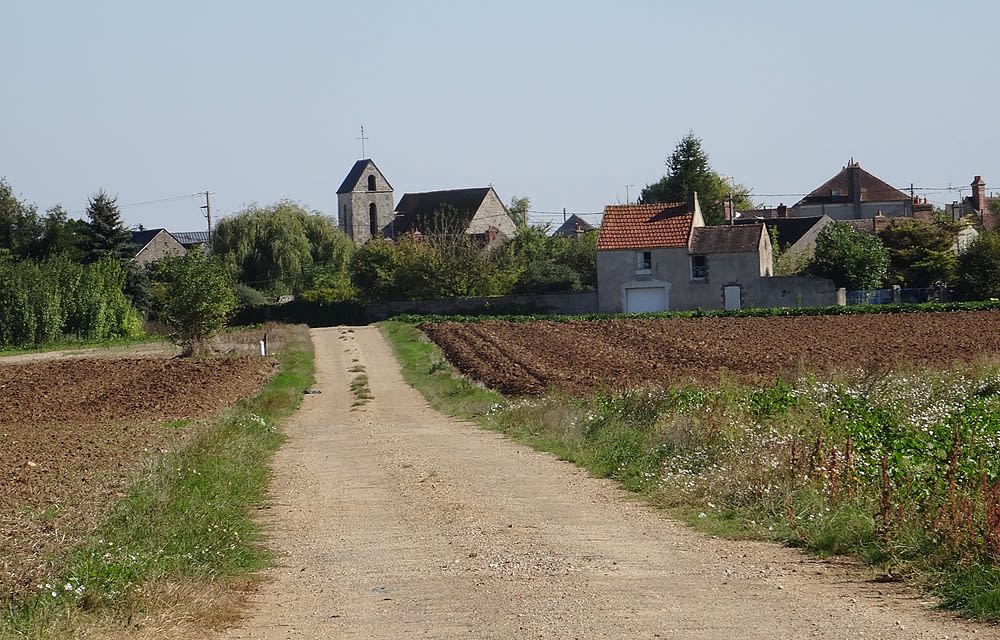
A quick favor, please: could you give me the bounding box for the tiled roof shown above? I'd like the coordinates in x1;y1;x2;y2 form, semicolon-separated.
796;162;909;206
733;216;825;248
172;231;209;246
552;214;595;237
689;224;763;254
596;203;692;250
336;159;393;194
393;187;494;234
129;228;166;250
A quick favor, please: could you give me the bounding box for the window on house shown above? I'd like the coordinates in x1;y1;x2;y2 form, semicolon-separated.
690;254;707;280
635;251;652;273
369;203;378;237
367;175;377;191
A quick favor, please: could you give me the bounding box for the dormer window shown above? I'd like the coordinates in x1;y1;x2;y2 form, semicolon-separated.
635;250;652;274
367;175;377;191
831;188;843;198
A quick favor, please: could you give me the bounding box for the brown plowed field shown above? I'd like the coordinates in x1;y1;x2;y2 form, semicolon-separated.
420;310;1000;396
0;338;278;603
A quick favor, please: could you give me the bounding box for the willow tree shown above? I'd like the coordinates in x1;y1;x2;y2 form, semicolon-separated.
212;201;354;298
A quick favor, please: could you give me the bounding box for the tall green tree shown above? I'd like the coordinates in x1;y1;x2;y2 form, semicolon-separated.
509;196;530;229
31;205;86;261
0;178;43;260
156;250;238;355
212;201;353;297
83;190;133;262
808;222;889;290
955;230;1000;300
878;218;959;287
640;132;754;225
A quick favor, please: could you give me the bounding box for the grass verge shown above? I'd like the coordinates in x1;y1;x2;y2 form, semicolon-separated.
0;324;314;639
380;319;1000;622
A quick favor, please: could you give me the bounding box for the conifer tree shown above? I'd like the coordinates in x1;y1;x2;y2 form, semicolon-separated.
84;190;133;262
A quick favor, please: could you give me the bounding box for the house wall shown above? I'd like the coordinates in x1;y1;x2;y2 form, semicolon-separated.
338;167;394;243
466;189;516;240
675;252;769;310
741;275;844;308
795;201;909;220
134;231;185;265
598;247;843;313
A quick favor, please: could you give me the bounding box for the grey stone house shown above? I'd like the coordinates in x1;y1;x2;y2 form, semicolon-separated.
130;228;186;265
337;159;395;242
596;195;841;313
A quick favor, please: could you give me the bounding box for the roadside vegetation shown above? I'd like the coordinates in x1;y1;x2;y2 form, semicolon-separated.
381;319;1000;622
0;325;314;639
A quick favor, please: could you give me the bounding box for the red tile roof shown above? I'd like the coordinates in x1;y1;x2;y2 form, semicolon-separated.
596;203;693;250
796;162;909;206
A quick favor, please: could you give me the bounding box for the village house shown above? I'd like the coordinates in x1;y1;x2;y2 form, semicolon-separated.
792;161;912;220
947;175;998;231
130;227;186;265
596;194;841;313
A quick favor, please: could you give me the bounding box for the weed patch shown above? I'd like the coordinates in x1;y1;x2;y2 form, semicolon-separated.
382;320;1000;621
0;325;314;638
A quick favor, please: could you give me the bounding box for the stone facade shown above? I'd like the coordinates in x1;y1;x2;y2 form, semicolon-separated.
463;188;517;241
131;229;186;265
336;159;395;243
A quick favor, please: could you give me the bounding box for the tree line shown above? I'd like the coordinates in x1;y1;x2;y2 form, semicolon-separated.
0;179;596;350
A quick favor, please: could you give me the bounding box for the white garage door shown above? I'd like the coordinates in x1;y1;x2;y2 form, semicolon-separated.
626;287;667;313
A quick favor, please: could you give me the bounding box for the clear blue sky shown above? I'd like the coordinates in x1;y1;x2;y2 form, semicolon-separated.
5;1;998;232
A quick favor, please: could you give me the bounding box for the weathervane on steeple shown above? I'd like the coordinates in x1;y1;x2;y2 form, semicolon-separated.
358;125;369;159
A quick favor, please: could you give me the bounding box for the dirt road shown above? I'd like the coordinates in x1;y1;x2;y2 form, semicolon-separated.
219;326;989;639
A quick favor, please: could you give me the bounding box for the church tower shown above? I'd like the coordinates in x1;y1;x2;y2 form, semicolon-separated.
336;159;395;242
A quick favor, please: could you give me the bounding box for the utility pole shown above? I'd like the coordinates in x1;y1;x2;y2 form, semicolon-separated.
198;191;213;247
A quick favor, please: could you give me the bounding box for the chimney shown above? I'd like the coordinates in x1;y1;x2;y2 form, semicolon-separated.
776;203;788;219
972;176;987;213
847;161;863;204
912;197;933;221
874;211;888;234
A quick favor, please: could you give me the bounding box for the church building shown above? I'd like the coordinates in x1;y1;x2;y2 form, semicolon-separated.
336;159;395;243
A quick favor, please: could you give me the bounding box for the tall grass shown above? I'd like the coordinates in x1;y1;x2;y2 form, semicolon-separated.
1;325;314;639
381;321;1000;621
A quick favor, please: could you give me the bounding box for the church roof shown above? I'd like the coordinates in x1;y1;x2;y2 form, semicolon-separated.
393;187;496;234
336;159;393;194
